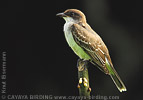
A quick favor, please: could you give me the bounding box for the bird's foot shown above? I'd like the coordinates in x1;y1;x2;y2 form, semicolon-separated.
77;59;89;71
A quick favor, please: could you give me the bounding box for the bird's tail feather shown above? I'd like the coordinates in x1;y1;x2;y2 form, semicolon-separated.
109;70;127;92
105;57;127;92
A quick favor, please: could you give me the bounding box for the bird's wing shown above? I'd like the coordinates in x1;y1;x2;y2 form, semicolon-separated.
71;23;112;74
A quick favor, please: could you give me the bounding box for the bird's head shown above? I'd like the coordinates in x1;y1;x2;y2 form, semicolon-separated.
56;9;86;23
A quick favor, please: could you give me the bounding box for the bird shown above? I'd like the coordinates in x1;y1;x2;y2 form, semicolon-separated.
56;9;127;92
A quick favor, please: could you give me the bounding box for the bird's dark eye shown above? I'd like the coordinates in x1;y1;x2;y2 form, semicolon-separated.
65;12;75;17
71;12;75;16
65;11;80;18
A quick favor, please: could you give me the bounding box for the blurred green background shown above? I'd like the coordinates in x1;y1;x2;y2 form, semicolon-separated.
0;0;143;100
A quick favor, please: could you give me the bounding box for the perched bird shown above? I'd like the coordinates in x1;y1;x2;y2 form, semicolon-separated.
56;9;127;92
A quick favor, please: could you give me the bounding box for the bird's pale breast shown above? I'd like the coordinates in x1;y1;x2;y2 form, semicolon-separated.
64;22;91;60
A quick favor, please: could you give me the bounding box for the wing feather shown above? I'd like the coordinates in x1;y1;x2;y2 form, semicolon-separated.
71;23;112;74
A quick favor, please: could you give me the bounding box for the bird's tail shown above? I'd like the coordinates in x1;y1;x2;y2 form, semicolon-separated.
109;70;127;92
105;57;127;92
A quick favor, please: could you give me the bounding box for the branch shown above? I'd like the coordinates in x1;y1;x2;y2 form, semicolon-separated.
77;59;91;99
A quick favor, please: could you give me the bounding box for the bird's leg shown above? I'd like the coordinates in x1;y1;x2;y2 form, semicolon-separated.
77;59;89;70
77;59;81;68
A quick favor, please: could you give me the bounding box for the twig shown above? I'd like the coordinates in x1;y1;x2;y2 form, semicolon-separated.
77;59;91;100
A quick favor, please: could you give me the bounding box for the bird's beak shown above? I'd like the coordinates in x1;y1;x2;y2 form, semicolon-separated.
56;13;67;17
